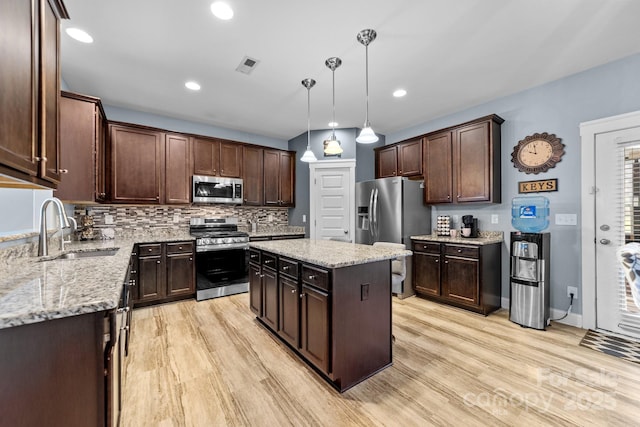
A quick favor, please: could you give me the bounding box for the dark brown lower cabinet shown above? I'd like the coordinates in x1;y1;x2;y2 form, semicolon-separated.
300;283;330;373
261;264;278;330
278;275;300;348
412;239;501;315
0;312;106;427
134;241;195;306
249;249;392;392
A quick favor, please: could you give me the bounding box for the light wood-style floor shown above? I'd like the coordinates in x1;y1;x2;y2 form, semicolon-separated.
121;295;640;426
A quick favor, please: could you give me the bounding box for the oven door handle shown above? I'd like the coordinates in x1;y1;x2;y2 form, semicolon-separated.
196;243;249;252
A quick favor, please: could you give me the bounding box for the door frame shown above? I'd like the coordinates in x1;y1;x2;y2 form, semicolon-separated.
309;159;356;241
580;110;640;330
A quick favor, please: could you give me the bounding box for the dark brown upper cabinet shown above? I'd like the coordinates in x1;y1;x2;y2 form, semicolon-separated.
0;0;68;188
423;115;503;204
108;124;164;203
56;91;106;203
192;136;242;178
242;145;264;205
165;133;191;204
264;149;295;207
375;138;423;178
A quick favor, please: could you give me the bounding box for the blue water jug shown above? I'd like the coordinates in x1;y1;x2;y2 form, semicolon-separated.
511;196;550;232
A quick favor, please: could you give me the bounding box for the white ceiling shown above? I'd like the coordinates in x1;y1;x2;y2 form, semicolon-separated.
60;0;640;141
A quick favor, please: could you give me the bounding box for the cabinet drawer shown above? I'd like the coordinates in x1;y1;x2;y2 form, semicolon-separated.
138;243;162;257
279;257;299;278
166;241;193;255
301;265;330;291
412;241;440;254
444;245;479;258
249;249;261;264
262;253;277;270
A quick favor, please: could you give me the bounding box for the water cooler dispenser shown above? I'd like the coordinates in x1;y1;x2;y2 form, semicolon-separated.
509;233;551;329
509;196;551;330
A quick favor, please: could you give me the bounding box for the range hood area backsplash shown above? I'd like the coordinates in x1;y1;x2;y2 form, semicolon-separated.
72;204;288;239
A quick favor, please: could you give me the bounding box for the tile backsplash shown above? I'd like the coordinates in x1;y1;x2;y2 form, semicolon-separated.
73;204;288;239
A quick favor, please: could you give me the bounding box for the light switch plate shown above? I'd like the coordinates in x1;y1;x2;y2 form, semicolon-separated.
555;214;577;226
491;214;499;224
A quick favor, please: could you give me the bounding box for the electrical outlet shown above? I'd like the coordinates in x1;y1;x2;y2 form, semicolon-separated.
302;214;306;223
491;214;499;224
567;286;578;300
556;214;578;226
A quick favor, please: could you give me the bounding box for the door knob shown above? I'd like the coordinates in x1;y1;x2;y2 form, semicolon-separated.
600;239;611;245
600;224;610;231
344;230;348;234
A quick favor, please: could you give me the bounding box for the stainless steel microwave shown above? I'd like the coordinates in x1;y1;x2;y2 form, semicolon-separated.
192;175;243;204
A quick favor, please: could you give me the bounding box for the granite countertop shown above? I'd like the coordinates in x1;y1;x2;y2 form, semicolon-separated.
249;239;411;269
0;231;193;330
246;225;306;238
411;231;504;245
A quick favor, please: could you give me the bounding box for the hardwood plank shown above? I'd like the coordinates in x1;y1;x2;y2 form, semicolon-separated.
121;295;640;426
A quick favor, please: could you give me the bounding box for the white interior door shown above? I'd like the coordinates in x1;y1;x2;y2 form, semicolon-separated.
309;160;355;242
595;126;640;339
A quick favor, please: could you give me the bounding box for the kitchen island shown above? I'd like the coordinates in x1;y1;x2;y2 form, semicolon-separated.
248;239;411;392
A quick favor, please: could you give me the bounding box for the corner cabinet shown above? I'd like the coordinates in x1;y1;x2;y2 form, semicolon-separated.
423;115;503;204
412;239;502;315
56;91;107;202
0;0;69;188
249;248;391;392
375;138;423;178
264;149;295;207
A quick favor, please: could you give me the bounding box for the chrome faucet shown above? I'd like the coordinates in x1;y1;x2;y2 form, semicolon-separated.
38;197;72;256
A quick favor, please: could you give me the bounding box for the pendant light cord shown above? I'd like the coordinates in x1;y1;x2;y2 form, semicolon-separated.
364;44;370;127
307;86;311;148
331;68;337;139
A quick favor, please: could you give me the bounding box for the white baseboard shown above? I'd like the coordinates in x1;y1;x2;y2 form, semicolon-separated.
500;297;583;329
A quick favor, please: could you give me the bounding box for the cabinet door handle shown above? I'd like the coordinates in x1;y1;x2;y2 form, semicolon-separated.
189;257;193;261
148;248;153;252
299;293;305;299
444;260;449;264
255;271;260;276
35;156;47;162
308;275;316;280
291;289;296;294
435;259;439;263
423;245;427;249
260;274;265;278
156;260;161;264
178;246;182;250
282;266;289;271
457;249;462;253
59;169;69;174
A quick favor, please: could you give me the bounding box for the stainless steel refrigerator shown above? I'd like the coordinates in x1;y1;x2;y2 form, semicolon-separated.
355;177;431;296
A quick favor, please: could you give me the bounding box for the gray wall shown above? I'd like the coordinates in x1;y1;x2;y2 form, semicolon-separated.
104;104;288;150
287;127;384;236
385;52;640;315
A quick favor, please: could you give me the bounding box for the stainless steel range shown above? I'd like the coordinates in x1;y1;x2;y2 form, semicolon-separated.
190;217;250;301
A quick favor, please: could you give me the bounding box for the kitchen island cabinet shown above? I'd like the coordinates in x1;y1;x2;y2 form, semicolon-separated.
411;234;503;315
249;239;410;392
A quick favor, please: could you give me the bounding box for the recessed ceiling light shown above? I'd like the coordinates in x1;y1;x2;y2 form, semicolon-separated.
210;2;234;20
393;89;407;98
65;28;93;43
185;81;201;91
328;121;338;127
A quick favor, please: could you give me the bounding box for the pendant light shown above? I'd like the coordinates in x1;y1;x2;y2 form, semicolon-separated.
323;57;344;156
356;29;379;144
300;78;318;162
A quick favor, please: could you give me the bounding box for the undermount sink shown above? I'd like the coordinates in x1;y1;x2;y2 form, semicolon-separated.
43;248;119;261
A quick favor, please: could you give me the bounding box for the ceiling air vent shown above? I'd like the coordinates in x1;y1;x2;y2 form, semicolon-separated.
236;56;260;75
